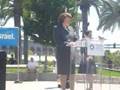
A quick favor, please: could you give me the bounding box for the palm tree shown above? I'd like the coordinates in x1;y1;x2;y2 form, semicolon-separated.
13;0;22;27
77;0;106;74
0;0;13;26
98;0;120;31
77;0;105;37
0;0;28;64
13;0;22;63
0;0;19;60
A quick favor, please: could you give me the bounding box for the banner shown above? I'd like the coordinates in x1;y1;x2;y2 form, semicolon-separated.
87;40;104;56
0;27;19;46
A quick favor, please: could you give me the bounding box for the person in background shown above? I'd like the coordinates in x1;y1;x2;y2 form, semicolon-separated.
27;57;38;80
84;31;96;90
8;54;17;64
107;59;113;69
27;57;37;73
86;56;96;90
54;12;77;90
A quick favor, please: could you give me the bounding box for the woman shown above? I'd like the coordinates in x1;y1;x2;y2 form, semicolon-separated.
54;12;77;90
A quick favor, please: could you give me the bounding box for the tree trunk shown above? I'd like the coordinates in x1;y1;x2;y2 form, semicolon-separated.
79;0;90;73
82;8;88;37
13;0;22;63
23;31;28;64
44;46;48;72
80;0;89;37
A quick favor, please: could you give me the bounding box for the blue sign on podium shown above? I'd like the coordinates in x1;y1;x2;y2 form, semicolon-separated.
0;27;19;46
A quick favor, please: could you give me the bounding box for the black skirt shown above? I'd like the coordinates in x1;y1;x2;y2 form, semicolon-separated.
56;46;75;75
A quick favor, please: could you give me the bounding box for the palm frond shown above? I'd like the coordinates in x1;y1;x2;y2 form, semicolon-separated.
0;0;13;26
98;0;120;31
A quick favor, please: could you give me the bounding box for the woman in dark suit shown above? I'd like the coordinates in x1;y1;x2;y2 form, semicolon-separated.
54;12;77;90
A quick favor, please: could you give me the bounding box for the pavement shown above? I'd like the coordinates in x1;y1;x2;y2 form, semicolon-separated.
6;81;120;90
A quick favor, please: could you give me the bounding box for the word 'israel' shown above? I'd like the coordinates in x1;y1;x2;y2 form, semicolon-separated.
0;33;15;40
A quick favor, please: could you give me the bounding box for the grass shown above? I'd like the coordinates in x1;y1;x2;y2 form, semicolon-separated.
97;68;120;77
6;65;53;73
6;66;120;78
6;67;27;73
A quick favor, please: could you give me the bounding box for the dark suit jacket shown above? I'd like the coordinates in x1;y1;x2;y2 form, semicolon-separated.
53;24;77;74
54;25;68;47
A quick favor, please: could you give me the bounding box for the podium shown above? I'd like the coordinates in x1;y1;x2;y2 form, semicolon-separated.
69;39;104;56
67;39;104;90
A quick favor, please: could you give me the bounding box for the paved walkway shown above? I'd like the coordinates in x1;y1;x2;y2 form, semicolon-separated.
6;81;120;90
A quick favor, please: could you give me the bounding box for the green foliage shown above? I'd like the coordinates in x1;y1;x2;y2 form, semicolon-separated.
97;68;120;77
0;0;13;26
23;0;77;46
98;0;120;31
104;50;120;66
6;67;27;73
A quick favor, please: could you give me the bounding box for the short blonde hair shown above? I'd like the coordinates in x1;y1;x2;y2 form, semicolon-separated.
58;12;72;24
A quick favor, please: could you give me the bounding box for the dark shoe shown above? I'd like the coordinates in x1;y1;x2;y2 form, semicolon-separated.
58;82;70;89
58;84;61;88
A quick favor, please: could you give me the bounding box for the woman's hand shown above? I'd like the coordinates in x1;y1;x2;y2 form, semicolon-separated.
66;42;75;47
